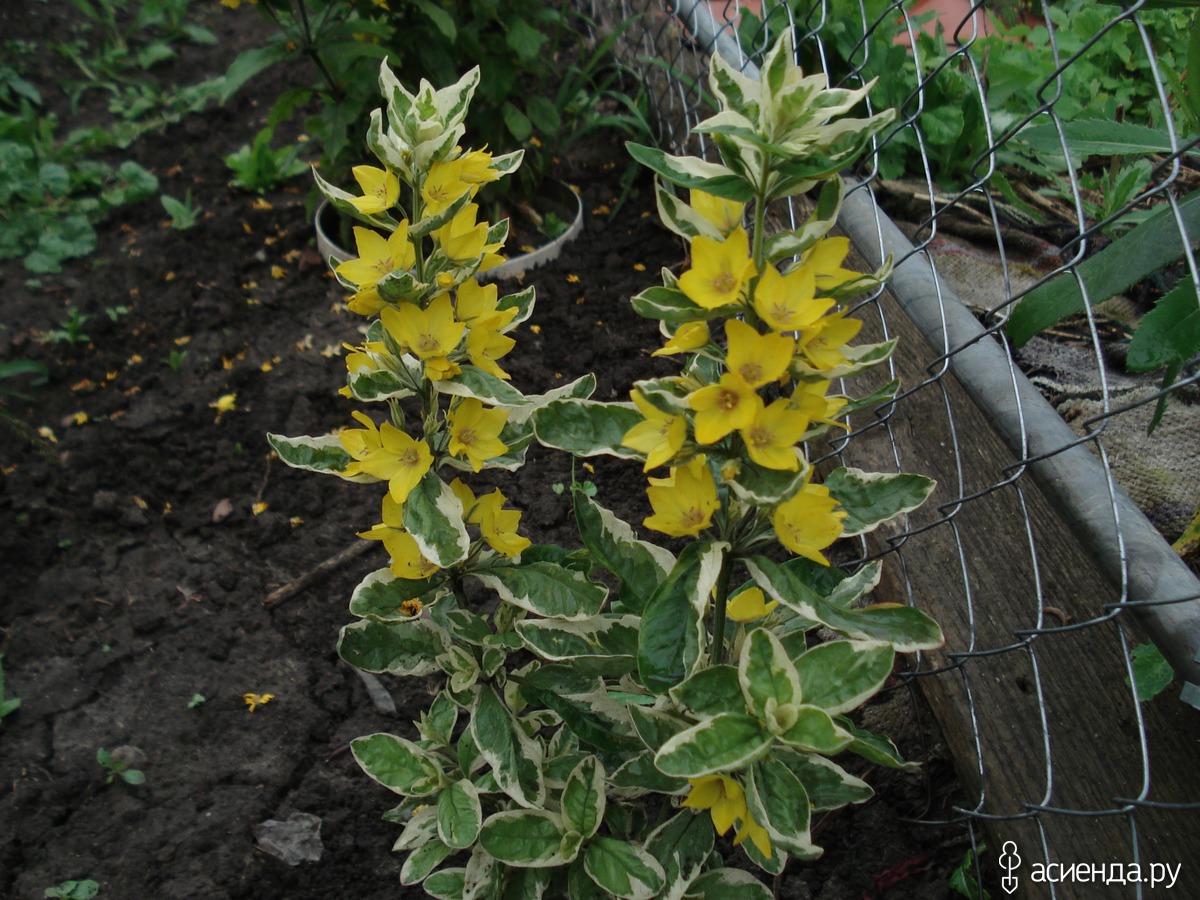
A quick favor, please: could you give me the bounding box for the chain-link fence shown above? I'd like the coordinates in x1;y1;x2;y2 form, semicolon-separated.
584;0;1200;894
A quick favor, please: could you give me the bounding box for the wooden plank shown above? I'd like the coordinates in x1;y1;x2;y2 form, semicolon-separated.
834;255;1200;897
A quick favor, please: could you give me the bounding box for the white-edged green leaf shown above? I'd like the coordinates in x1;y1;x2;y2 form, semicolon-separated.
654;713;770;777
403;470;470;567
726;456;809;505
338;617;449;676
478;810;567;867
507;374;596;426
609;750;688;795
747;556;943;652
349;568;447;621
645;809;714;895
351;733;443;797
472;562;607;620
531;400;643;458
794;640;894;715
519;665;636;756
423;867;466;899
773;747;874;810
836;716;919;770
745;758;815;857
583;837;666;900
436;365;529;407
401;837;454;885
669;664;744;718
346;362;421;402
630;284;729;324
561;757;606;839
776;706;853;755
573;491;674;614
824;467;935;536
267;433;374;481
738;628;801;719
470;686;545;808
637;541;726;694
437;778;482;849
392;805;439;852
686;868;774;896
626;142;753;202
654;178;724;242
515;615;639;663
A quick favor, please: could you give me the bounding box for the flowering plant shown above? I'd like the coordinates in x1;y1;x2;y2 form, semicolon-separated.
271;34;942;898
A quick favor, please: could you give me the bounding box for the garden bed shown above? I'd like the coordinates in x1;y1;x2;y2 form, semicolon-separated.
1;4;973;898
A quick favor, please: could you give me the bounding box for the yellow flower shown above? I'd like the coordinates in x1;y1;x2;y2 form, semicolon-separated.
381;295;465;362
690;189;745;234
622;389;686;471
474;489;530;558
359;494;440;580
689;372;763;445
772;477;846;565
335;223;415;288
788;380;847;429
243;692;274;712
339;411;434;504
801;237;865;291
644;455;719;538
682;775;773;859
348;165;400;215
458;148;500;185
751;264;834;333
448;399;509;471
740;398;809;471
678;227;756;310
422;159;471;215
796;312;863;372
726;587;778;622
467;321;516;380
652;320;710;357
435;203;500;262
724;319;794;389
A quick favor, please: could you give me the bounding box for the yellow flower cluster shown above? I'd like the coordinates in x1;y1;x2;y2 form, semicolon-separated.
622;190;861;562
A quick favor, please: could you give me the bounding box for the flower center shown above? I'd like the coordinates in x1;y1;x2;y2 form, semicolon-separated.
458;427;477;446
416;333;441;354
712;272;737;295
681;507;707;527
739;363;762;384
718;388;740;411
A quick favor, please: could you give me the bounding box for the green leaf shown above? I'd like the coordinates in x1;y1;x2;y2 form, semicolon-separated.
267;433;372;481
348;568;446;621
836;717;919;770
515;615;640;665
1019;119;1189;159
402;471;470;568
654;712;770;777
747;556;943;652
532;400;643;458
773;747;873;810
520;666;635;756
637;541;726;693
437;364;530;407
413;0;456;39
776;706;853;755
745;758;816;857
583;837;666;900
338;618;449;676
669;665;744;718
561;757;606;839
625;142;753;202
609;750;688;794
1129;642;1175;702
725;457;809;506
645;810;714;894
401;837;454;885
219;43;295;102
471;562;607;620
351;733;442;797
738;628;801;719
502;101;533;143
686;869;773;896
1007;190;1200;346
794;640;895;715
1126;281;1200;373
471;686;545;808
437;779;483;849
423;868;466;899
573;491;674;614
823;467;936;536
630;284;728;323
479;810;567;867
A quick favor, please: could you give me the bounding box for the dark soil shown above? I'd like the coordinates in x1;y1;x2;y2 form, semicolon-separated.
1;4;973;898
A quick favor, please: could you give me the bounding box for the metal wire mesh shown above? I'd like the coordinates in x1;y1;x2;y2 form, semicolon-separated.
584;0;1200;892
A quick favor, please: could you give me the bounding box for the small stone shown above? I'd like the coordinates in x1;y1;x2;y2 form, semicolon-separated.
253;812;323;866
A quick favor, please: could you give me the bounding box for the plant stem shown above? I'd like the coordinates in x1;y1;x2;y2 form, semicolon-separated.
294;0;344;102
711;553;734;665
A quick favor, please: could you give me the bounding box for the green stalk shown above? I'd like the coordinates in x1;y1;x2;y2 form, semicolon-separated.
710;552;734;665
